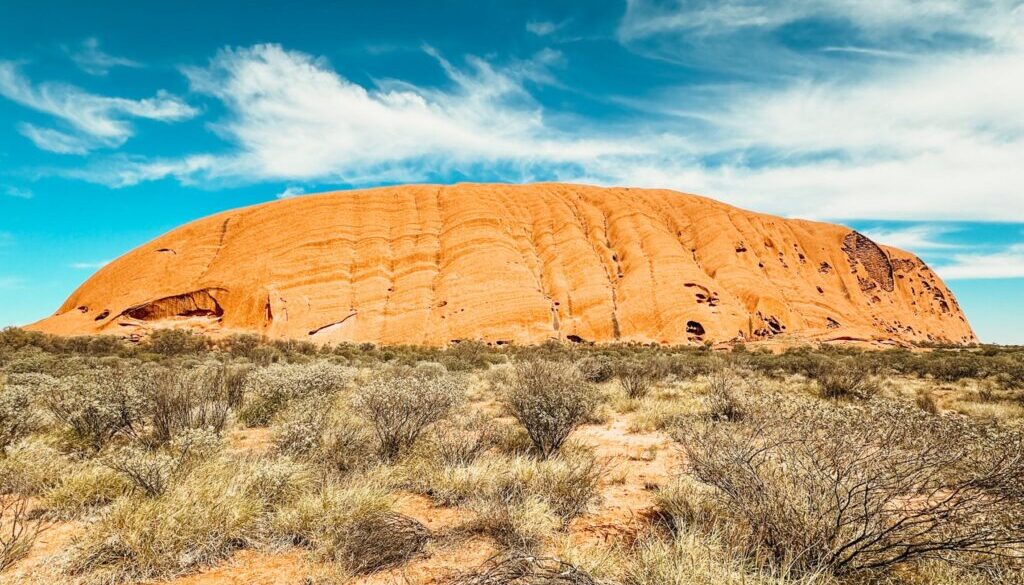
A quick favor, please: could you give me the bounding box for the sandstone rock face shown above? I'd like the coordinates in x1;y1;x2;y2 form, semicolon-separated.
29;183;976;346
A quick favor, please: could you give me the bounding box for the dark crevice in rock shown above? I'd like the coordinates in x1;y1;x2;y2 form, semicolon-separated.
121;289;225;321
308;311;357;336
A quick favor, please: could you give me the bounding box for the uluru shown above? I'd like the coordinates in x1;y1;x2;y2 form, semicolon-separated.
28;183;973;346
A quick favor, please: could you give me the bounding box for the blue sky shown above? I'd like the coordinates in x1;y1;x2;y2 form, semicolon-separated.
1;1;1023;343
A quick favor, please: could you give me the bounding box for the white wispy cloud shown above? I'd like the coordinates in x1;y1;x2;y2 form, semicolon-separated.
3;185;32;199
78;44;641;186
0;61;197;153
69;37;142;76
935;244;1024;280
276;185;305;199
820;46;915;59
859;225;960;253
632;39;1024;221
70;260;110;270
52;0;1024;224
526;20;564;36
618;0;1021;44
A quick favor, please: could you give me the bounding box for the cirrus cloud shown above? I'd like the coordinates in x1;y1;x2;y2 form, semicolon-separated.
49;0;1024;223
0;61;197;154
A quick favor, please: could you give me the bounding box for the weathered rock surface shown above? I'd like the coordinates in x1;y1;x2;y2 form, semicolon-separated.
29;183;976;346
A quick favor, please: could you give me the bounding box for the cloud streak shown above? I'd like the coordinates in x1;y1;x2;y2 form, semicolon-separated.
858;225;960;253
935;244;1024;280
69;38;142;76
3;185;32;199
0;61;197;153
41;1;1024;223
79;44;643;186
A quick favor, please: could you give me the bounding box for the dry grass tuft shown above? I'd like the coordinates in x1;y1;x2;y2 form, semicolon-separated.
454;552;609;585
271;480;428;574
64;455;312;583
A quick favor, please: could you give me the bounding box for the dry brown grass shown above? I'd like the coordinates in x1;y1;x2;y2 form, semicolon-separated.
672;394;1024;576
3;337;1024;584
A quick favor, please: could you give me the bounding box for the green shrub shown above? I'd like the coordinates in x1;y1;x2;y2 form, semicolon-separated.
927;352;986;382
146;365;231;446
272;397;375;473
441;340;501;371
143;329;210;356
577;355;616;384
502;361;599;459
426;413;496;467
237;362;353;427
0;377;36;451
103;429;222;496
43;367;149;451
812;358;879;400
616;358;669;399
352;367;464;462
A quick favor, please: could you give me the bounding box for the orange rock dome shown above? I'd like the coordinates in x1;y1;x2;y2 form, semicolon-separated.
29;183;975;346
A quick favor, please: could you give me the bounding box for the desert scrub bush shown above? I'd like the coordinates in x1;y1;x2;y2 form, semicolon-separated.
426;412;496;467
502;360;599;458
442;340;503;371
623;527;830;585
102;429;223;496
271;481;428;574
812;357;879;400
470;493;561;551
704;367;746;422
1;491;48;573
676;395;1024;576
628;396;700;433
577;355;616;384
271;396;375;473
926;352;987;382
615;358;669;399
654;475;728;532
65;454;312;582
43;462;130;519
915;389;940;414
0;377;36;451
142;328;210;356
352;367;465;462
43;367;149;451
237;361;354;427
145;364;232;445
